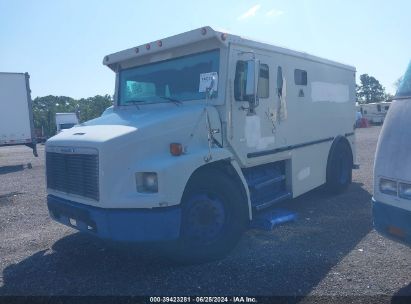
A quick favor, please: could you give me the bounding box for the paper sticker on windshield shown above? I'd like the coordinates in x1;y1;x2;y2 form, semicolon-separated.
199;72;218;93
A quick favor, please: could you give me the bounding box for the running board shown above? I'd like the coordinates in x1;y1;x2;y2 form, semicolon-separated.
253;192;292;211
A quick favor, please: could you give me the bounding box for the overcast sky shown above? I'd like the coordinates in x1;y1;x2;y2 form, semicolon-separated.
1;0;409;98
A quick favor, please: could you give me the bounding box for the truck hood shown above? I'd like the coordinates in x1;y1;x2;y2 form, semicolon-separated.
374;99;411;182
46;104;220;147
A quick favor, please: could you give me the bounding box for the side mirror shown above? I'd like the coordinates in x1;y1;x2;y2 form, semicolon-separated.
245;60;256;96
245;60;260;112
245;60;260;97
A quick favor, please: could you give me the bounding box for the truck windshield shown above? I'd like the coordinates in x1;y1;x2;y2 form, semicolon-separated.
118;49;220;105
396;61;411;97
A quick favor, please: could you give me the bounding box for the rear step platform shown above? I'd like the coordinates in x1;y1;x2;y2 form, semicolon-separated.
251;208;297;231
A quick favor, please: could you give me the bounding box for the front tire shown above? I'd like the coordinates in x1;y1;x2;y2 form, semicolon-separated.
171;168;249;263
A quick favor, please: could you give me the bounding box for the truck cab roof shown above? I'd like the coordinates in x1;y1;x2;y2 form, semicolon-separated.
103;26;355;72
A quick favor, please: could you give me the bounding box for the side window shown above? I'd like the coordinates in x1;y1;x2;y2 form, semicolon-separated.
377;104;381;112
258;64;269;98
234;61;269;100
294;69;307;86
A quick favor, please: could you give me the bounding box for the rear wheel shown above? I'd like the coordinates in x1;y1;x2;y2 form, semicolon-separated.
326;138;353;194
170;168;249;263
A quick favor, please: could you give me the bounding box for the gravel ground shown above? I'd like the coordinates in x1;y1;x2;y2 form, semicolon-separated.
0;126;411;302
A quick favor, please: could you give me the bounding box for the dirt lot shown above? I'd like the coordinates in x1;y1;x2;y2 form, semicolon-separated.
1;126;411;302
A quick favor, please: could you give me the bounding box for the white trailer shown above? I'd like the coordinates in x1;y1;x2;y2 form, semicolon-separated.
0;72;37;156
373;61;411;245
55;113;79;133
358;101;391;124
45;27;357;262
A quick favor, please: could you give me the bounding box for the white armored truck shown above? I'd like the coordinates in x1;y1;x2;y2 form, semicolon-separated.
46;27;356;261
373;61;411;246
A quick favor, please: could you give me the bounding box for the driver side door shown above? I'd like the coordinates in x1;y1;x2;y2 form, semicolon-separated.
227;47;280;166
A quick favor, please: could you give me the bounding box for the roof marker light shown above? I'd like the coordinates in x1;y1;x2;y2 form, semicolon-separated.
201;27;207;35
221;33;227;41
104;56;109;62
146;44;151;50
135;47;139;53
157;40;163;47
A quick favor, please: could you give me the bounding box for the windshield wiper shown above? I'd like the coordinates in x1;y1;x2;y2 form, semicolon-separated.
123;100;146;109
159;96;183;106
125;100;146;104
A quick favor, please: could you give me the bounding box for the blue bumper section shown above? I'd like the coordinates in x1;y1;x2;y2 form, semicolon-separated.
47;195;181;242
372;198;411;246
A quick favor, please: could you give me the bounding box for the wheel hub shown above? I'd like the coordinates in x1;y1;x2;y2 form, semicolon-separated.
184;193;226;242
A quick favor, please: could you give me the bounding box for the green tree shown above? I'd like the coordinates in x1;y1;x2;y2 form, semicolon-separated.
77;95;113;122
32;95;112;137
32;95;77;136
356;74;386;104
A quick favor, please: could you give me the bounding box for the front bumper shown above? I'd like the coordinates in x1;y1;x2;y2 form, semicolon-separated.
47;195;181;242
372;198;411;246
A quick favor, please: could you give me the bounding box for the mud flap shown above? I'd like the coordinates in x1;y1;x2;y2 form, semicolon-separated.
25;142;38;157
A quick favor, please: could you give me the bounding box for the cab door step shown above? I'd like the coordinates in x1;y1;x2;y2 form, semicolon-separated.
253;175;286;190
253;191;292;211
242;161;289;210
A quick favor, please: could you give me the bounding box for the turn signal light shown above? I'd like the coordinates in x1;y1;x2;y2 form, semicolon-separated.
170;143;183;156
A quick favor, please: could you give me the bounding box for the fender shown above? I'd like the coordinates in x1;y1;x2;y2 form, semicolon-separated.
133;148;251;212
328;135;354;167
229;159;253;220
133;147;232;207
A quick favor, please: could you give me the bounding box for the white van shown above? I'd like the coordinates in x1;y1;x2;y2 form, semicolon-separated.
358;102;391;125
55;113;79;133
373;61;411;245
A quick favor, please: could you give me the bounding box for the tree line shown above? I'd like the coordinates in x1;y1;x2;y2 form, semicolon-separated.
32;94;112;137
356;73;400;104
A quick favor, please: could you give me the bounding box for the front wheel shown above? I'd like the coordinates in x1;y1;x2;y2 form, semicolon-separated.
170;168;249;263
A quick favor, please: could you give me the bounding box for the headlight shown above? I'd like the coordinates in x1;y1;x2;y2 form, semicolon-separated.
379;178;397;196
399;182;411;200
136;172;158;193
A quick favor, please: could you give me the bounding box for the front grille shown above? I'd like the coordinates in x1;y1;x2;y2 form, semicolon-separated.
46;151;99;201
